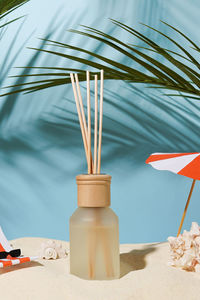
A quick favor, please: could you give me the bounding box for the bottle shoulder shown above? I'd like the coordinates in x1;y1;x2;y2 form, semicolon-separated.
70;207;118;226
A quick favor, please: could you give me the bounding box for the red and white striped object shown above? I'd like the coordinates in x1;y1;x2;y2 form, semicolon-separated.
146;152;200;180
0;227;38;268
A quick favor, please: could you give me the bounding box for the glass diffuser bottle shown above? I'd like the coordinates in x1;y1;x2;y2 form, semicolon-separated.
70;174;120;280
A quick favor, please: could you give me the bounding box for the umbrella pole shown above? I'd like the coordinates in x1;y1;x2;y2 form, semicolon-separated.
177;179;196;237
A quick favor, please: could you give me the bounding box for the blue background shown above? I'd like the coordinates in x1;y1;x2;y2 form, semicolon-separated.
0;0;200;243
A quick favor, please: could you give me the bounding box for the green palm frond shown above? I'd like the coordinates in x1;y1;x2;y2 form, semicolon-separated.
0;0;28;29
0;0;28;16
1;19;200;100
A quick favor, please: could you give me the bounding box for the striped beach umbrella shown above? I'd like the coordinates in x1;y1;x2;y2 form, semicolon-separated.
0;227;38;268
146;152;200;236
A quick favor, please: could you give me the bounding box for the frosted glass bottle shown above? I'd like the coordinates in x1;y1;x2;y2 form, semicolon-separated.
70;174;120;280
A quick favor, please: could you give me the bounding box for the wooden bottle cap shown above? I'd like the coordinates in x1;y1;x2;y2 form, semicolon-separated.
76;174;111;207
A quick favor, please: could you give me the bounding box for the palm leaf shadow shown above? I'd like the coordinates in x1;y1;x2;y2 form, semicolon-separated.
36;80;200;172
0;7;70;127
0;12;85;200
0;9;104;199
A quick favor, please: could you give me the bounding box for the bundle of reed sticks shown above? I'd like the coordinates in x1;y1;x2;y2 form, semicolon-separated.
70;70;104;174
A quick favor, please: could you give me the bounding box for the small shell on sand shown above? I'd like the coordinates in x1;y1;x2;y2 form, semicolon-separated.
168;222;200;272
38;240;68;260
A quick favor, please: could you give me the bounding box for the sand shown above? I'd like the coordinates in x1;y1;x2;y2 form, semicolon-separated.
0;237;199;300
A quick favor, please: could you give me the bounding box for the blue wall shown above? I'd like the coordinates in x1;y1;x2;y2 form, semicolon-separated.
0;0;200;243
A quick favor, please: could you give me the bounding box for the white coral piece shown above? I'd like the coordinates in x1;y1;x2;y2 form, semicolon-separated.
190;222;200;236
168;222;200;272
38;240;68;260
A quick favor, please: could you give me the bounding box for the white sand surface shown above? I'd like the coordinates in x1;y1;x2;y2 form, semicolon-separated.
0;237;199;300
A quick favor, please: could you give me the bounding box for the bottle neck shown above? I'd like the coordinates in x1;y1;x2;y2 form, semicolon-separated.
76;174;111;207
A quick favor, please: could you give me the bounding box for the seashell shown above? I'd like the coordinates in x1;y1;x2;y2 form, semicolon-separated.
190;222;200;236
38;240;68;260
56;242;68;259
43;247;57;260
194;236;200;245
168;222;200;273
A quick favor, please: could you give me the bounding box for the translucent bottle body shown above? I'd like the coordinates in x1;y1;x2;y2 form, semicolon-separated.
70;207;120;280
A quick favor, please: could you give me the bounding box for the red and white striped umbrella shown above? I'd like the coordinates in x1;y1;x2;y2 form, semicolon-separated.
146;152;200;236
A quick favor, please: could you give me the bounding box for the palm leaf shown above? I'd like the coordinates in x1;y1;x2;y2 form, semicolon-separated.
0;0;27;15
1;19;200;99
0;0;28;29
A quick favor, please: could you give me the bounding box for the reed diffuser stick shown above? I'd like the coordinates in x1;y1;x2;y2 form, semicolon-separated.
97;70;104;174
70;73;89;168
87;71;92;174
75;73;94;173
74;73;87;137
94;75;98;174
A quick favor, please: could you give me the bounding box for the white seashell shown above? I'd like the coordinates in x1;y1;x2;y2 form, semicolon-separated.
194;236;200;245
168;236;177;248
180;253;194;267
43;247;57;260
55;242;67;258
57;247;67;258
190;222;200;236
175;248;184;256
38;240;68;260
168;222;200;273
